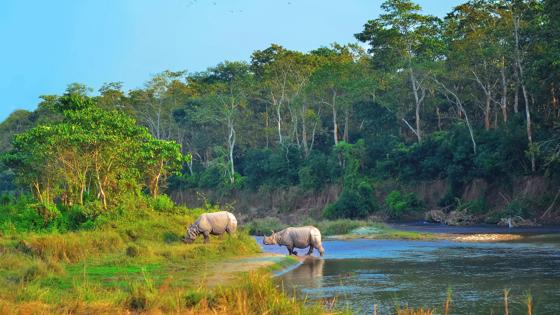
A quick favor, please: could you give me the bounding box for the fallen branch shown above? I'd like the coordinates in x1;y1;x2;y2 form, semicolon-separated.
499;192;511;204
541;189;560;219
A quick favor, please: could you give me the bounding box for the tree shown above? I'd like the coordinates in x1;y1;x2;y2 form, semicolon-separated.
356;0;442;142
308;45;372;147
3;96;184;208
445;1;510;129
251;45;316;147
140;139;184;197
187;61;252;184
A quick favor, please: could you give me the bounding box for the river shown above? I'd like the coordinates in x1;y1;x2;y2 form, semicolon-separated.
255;226;560;314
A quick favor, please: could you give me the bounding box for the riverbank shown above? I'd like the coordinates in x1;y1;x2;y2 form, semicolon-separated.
0;208;332;314
269;235;560;314
304;221;560;243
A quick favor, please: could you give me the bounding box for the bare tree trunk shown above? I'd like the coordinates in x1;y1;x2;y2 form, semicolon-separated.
300;103;308;157
274;98;283;145
551;84;558;119
96;170;107;209
331;90;339;146
265;104;270;149
343;108;349;142
151;160;164;198
513;66;520;114
309;112;319;153
33;182;43;203
484;95;492;130
436;107;442;131
513;14;535;172
472;71;493;130
500;60;509;123
227;114;236;184
410;67;425;142
434;78;477;154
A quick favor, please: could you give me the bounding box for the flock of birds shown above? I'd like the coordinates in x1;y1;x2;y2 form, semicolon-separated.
186;0;294;13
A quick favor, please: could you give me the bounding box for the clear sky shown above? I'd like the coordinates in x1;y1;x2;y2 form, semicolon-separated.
0;0;464;122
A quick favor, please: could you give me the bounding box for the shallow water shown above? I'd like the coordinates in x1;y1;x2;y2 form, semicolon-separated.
256;234;560;314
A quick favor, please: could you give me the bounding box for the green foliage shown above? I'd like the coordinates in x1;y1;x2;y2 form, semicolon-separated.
324;181;377;219
456;198;487;215
1;0;559;224
324;141;378;219
384;190;422;218
246;217;287;236
149;194;175;213
242;148;301;190
315;219;368;236
504;198;538;218
298;152;338;191
2;97;184;209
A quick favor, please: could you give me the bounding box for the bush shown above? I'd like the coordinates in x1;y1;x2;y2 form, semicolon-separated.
384;190;422;218
149;195;175;212
242;148;301;190
126;244;140;257
456;198;487;215
316;219;367;236
324;181;377;219
246;217;287;236
198;165;224;189
298;152;337;191
0;196;46;233
504;198;537;218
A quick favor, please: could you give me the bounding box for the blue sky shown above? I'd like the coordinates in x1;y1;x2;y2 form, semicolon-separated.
0;0;463;122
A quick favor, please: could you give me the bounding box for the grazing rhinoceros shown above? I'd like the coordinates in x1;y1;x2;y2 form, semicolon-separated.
263;226;324;256
183;211;237;244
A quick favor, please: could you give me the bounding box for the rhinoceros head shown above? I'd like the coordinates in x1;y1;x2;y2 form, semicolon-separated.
183;224;197;244
262;231;277;245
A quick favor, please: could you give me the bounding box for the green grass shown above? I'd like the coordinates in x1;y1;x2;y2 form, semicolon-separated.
326;222;436;240
0;205;342;314
264;255;299;273
246;217;435;240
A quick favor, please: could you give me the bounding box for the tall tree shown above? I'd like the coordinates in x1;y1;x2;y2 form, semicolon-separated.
356;0;442;142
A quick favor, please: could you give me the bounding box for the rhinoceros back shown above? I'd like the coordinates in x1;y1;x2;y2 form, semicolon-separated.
199;211;237;235
280;226;322;249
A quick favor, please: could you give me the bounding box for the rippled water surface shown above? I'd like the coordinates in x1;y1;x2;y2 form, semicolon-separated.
256;234;560;314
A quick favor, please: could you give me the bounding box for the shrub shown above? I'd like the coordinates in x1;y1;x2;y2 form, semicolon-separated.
504;198;537;218
298;152;337;191
163;231;182;244
246;217;286;236
22;262;48;283
126;244;140;257
385;190;422;218
242;148;301;190
316;219;367;236
183;290;210;308
456;198;487;215
149;195;175;212
324;181;377;219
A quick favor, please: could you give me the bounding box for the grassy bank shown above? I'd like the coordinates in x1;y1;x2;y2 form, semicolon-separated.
247;218;435;240
0;202;335;314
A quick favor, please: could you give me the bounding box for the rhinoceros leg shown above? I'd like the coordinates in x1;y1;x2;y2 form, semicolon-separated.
286;246;298;256
306;246;314;256
203;231;210;244
318;245;324;257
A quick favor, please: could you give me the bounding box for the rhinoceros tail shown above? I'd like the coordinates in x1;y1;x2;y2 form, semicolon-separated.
310;227;324;256
226;212;238;233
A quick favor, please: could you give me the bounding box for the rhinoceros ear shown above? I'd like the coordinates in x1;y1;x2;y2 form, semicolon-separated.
271;230;275;234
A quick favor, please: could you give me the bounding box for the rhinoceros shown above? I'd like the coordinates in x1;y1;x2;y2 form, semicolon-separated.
183;211;237;244
263;226;324;256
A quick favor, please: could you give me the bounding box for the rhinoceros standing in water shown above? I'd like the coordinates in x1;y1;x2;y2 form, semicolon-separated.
183;211;237;244
263;226;324;256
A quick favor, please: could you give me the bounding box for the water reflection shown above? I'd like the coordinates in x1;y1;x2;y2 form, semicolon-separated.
280;257;324;288
270;238;560;315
